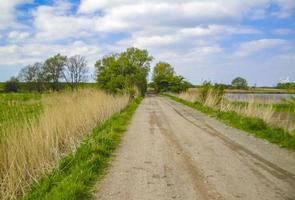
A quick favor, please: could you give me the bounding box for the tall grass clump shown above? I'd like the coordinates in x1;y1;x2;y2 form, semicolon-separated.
173;86;294;132
0;89;129;200
220;97;275;126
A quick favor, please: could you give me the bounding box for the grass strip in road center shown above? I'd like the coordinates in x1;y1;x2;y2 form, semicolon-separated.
164;94;295;150
21;97;142;200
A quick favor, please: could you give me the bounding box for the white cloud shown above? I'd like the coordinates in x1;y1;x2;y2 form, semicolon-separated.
0;41;101;68
233;39;289;58
0;0;32;29
8;31;30;40
180;25;260;36
33;2;96;41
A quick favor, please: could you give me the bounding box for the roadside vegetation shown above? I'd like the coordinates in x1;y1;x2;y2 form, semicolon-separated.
0;90;129;199
21;97;142;200
175;86;295;132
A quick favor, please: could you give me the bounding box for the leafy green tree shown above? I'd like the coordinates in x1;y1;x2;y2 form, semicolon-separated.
231;77;248;89
43;54;67;91
277;82;295;90
4;77;20;92
95;48;153;96
152;62;191;93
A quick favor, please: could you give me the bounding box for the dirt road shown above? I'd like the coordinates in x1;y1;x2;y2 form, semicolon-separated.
95;95;295;200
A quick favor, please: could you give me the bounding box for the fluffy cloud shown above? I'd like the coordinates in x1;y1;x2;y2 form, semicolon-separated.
8;31;30;41
233;39;289;58
0;0;32;29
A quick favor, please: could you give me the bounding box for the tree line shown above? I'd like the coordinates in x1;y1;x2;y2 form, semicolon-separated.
3;47;192;96
3;47;293;94
4;54;88;92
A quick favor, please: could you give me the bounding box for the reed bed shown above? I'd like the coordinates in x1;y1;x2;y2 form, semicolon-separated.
0;90;129;199
175;89;295;132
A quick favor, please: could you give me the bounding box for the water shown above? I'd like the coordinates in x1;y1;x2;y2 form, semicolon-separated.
225;93;295;103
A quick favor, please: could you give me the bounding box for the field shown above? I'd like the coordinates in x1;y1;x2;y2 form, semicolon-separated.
0;93;42;138
0;90;130;199
0;82;98;93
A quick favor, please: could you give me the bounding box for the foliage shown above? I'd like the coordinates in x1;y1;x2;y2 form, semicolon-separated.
165;94;295;149
199;81;225;104
16;54;89;93
3;77;20;92
96;48;152;96
43;54;68;91
21;98;141;200
231;77;248;89
18;63;46;92
152;62;192;93
277;82;295;90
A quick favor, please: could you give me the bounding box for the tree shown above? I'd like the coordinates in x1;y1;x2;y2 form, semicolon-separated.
152;62;191;93
4;77;20;92
152;62;175;92
43;54;67;91
277;82;295;90
18;62;44;92
63;55;88;90
231;77;248;89
95;47;153;96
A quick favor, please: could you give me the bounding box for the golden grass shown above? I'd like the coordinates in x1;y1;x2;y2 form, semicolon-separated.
0;90;129;199
174;89;294;132
220;98;275;126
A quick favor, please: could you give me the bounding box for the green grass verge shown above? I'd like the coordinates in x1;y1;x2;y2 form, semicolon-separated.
21;97;142;200
164;94;295;150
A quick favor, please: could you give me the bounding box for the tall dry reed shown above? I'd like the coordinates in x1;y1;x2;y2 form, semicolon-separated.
220;97;275;125
174;89;295;132
0;90;129;199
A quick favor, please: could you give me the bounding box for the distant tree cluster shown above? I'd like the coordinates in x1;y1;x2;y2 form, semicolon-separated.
151;62;192;93
231;77;248;89
3;77;20;92
95;47;153;96
277;82;295;90
4;54;88;92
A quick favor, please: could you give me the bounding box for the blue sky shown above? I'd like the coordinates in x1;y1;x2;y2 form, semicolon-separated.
0;0;295;86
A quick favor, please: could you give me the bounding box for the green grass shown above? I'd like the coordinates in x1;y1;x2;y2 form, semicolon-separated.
164;94;295;150
21;97;142;200
0;82;98;92
0;93;42;138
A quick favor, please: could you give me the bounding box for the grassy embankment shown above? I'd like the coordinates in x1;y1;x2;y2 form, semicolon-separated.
21;97;141;200
164;93;295;150
0;90;131;199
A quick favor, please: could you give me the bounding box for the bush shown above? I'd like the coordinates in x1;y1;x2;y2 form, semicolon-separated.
4;77;20;92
